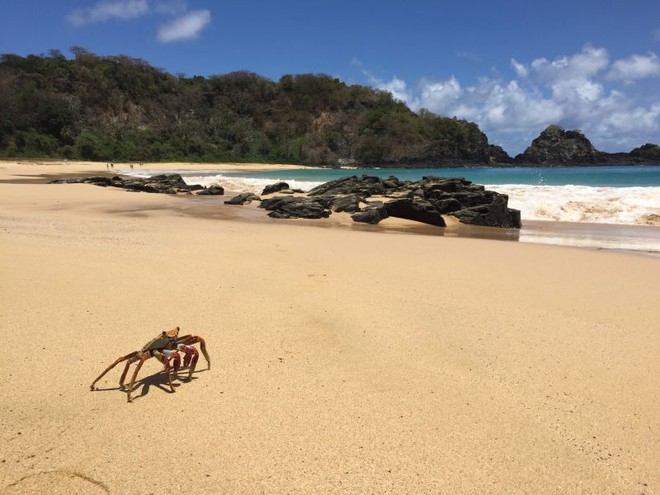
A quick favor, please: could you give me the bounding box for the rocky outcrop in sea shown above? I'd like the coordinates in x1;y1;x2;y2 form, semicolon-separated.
513;125;660;166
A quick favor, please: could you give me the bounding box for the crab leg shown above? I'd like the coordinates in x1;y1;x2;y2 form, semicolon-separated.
176;335;210;370
176;344;199;380
90;351;140;391
119;360;133;391
126;352;151;402
153;350;177;394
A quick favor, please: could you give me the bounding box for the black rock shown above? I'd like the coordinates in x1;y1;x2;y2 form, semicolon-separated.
224;193;261;205
196;185;225;196
351;204;389;224
48;177;86;184
50;173;203;195
420;177;473;194
428;198;463;214
384;198;446;227
327;194;364;213
260;196;330;219
307;175;394;197
146;174;190;192
262;182;290;195
452;194;521;228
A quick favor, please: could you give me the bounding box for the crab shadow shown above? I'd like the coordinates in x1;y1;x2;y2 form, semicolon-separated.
130;367;209;402
91;367;208;401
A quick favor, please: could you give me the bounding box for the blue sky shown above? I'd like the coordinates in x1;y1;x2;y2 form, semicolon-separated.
1;0;659;155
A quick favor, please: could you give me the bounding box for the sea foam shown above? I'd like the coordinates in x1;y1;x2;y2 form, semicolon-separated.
489;184;660;226
184;173;321;195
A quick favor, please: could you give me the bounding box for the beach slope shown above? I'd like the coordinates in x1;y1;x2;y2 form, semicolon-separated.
1;161;659;494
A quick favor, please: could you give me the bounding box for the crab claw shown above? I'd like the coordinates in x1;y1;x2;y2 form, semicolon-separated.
175;344;195;367
162;349;181;373
177;344;199;379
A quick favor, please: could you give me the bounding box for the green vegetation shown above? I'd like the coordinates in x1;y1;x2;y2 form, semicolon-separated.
0;49;505;166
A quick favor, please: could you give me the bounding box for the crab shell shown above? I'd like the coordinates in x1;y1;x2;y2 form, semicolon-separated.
141;327;180;352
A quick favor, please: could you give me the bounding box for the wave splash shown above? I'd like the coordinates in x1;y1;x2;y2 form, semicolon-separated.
490;185;660;226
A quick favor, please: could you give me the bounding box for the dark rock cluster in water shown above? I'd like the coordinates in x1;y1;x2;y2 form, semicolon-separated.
50;173;521;229
256;175;521;229
49;174;213;195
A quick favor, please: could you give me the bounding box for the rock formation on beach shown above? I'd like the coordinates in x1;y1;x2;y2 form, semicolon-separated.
51;173;521;229
49;174;209;194
258;175;521;228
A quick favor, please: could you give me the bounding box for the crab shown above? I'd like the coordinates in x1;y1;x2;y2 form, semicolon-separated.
90;327;210;402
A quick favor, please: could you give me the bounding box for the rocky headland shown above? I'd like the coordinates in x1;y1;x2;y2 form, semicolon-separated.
510;125;660;166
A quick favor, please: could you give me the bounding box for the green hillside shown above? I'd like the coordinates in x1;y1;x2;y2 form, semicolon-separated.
0;49;509;167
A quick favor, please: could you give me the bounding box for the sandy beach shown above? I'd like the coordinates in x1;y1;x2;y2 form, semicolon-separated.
1;160;659;494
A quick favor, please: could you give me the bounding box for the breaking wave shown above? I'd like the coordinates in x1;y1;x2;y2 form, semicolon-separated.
489;184;660;226
184;173;321;196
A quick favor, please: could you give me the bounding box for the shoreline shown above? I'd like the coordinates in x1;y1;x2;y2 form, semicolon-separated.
4;157;660;169
2;160;658;256
2;160;660;493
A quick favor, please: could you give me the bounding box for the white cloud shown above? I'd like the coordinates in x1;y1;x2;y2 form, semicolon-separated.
67;0;148;26
608;53;660;81
369;45;660;154
510;59;528;78
596;102;660;135
377;77;413;104
550;77;604;104
529;46;609;82
418;76;462;109
413;77;562;134
363;70;417;106
67;0;212;43
156;9;211;43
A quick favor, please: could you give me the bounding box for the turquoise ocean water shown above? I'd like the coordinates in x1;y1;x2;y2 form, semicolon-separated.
221;164;660;188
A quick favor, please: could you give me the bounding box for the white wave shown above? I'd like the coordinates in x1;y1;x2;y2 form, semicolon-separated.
182;174;323;194
489;184;660;226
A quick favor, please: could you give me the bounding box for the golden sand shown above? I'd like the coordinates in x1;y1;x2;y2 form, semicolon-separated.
1;161;659;494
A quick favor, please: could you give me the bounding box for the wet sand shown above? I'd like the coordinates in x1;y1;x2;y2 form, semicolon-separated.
1;161;659;494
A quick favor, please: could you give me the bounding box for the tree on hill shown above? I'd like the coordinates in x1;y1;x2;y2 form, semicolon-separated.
0;48;507;166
